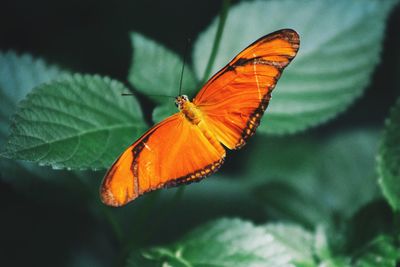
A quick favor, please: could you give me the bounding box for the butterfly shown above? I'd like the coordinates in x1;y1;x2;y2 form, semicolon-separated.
100;29;300;207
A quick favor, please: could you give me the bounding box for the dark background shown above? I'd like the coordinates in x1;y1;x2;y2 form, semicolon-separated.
1;0;399;266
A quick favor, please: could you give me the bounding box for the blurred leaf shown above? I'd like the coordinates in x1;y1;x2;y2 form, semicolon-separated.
127;218;316;267
377;98;400;211
152;101;177;124
301;225;352;267
2;74;147;170
240;135;317;186
254;182;329;228
261;223;316;266
352;235;399;267
344;200;394;253
128;32;197;106
316;130;380;217
0;51;66;146
193;0;397;134
313;226;331;261
316;259;351;267
248;129;380;227
110;174;266;251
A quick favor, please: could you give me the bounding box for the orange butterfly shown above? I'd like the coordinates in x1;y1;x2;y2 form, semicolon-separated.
101;29;300;207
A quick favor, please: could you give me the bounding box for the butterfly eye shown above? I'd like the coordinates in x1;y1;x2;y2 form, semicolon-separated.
183;95;189;101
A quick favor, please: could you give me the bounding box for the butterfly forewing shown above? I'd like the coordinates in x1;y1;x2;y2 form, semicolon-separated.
194;29;299;149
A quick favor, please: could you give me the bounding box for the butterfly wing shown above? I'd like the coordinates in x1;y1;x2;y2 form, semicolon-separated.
101;29;299;206
194;29;300;149
100;113;225;207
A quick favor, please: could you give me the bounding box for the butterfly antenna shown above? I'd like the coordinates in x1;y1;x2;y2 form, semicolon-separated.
179;38;191;96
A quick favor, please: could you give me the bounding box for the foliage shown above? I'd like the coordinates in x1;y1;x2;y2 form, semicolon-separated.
352;235;400;267
1;0;400;266
127;219;315;267
2;74;147;169
378;99;400;210
193;0;397;134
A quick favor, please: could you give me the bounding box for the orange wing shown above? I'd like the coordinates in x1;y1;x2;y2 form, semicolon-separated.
101;113;225;207
194;29;300;149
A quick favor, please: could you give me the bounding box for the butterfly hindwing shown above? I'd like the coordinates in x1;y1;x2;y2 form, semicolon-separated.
194;29;300;149
101;113;226;207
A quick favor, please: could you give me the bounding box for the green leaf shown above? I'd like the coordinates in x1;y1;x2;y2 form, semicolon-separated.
2;74;147;170
152;101;177;124
315;130;381;217
0;51;65;145
193;0;397;134
317;258;351;267
253;181;329;228
261;223;316;266
128;32;197;105
377;98;400;210
127;218;316;267
134;176;264;244
344;200;395;253
0;53;98;203
0;51;77;195
352;235;400;267
248;129;380;227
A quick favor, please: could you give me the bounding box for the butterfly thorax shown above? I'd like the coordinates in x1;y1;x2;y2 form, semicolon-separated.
175;95;202;125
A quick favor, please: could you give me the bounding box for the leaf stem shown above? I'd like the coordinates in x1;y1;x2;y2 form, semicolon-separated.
201;0;231;84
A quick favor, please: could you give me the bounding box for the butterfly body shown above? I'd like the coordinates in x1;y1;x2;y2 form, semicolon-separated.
101;29;300;207
176;95;203;125
176;95;226;165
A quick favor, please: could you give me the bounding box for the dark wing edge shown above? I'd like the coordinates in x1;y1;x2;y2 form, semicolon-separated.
235;29;300;148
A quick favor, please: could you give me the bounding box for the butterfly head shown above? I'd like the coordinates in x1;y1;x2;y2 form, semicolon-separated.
175;95;189;110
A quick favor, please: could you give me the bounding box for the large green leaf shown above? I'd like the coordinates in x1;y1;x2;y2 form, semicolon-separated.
0;51;75;194
128;32;197;104
315;130;381;217
377;98;400;211
193;0;397;134
0;51;65;145
0;54;101;263
2;74;147;170
127;219;316;267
